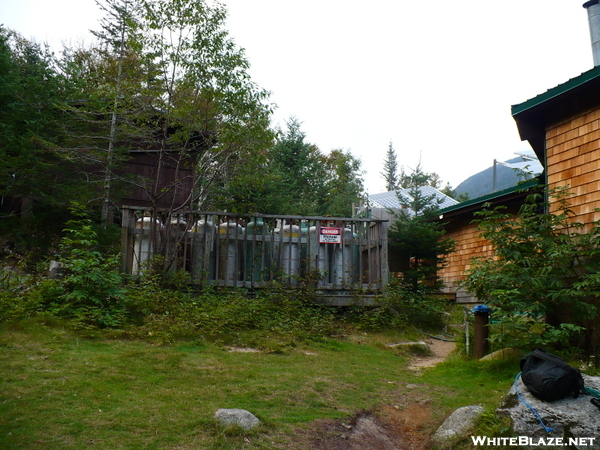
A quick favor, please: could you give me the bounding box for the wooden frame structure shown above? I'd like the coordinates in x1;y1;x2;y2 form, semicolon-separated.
120;206;389;304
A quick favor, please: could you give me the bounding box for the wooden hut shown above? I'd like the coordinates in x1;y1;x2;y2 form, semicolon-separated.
116;148;200;210
435;181;540;303
512;65;600;230
435;2;600;302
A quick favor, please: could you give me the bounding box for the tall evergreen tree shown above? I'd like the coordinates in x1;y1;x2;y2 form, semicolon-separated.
389;164;455;292
266;118;327;215
381;141;399;191
0;28;107;256
257;118;364;216
0;28;90;217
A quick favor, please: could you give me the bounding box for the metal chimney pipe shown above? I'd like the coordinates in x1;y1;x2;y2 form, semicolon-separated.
584;0;600;66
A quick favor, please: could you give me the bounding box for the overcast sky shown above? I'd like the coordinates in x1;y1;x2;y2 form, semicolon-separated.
0;0;595;194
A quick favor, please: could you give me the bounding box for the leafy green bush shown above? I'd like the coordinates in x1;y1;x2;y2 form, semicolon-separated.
0;268;42;322
1;204;453;344
341;280;448;331
461;186;600;352
124;277;338;348
35;204;126;328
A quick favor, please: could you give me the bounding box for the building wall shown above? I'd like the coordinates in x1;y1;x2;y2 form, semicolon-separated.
546;106;600;228
439;101;600;302
118;151;197;209
438;213;495;303
437;195;526;303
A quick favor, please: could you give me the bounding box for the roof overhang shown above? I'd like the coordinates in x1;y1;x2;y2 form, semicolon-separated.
512;65;600;161
434;179;541;221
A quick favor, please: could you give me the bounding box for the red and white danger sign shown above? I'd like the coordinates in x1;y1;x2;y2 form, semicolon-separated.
318;227;342;244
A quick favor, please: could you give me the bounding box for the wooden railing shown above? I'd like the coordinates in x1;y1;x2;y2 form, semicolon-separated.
120;207;389;302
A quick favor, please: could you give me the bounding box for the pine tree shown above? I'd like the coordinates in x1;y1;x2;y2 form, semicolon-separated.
396;163;444;217
266;118;328;215
381;141;399;191
389;164;455;292
0;28;90;215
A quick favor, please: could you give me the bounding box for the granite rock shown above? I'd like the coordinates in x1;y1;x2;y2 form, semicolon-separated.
214;408;260;429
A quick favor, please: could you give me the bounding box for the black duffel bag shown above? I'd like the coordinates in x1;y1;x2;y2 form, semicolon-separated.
520;349;584;402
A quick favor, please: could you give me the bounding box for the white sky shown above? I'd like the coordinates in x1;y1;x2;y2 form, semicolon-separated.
0;0;594;194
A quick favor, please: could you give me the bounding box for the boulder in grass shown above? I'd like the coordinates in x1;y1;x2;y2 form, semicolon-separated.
214;408;260;429
430;405;484;447
496;374;600;444
479;348;523;361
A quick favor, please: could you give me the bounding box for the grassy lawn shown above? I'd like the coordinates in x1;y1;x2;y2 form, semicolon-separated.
0;319;520;449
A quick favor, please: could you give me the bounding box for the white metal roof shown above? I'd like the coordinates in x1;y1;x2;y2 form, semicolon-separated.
367;186;458;214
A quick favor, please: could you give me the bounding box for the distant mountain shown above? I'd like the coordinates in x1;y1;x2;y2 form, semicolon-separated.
454;157;539;200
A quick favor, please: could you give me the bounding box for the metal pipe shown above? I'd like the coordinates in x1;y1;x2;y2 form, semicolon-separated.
464;307;470;357
584;0;600;66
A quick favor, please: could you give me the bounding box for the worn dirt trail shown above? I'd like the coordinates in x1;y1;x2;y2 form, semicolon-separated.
292;337;457;449
409;338;457;370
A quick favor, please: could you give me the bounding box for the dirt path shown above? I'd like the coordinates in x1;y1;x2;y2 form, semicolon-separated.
409;338;456;370
291;338;457;449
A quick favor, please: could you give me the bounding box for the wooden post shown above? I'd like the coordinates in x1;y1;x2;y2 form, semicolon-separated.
473;304;491;358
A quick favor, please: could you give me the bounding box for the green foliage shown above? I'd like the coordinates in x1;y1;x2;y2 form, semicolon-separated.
396;163;446;218
342;281;448;331
388;164;455;292
397;161;442;191
262;118;329;215
58;0;275;216
0;269;40;322
389;217;455;292
124;277;338;348
0;28;71;204
461;186;600;351
37;204;126;328
256;118;364;216
320;148;364;217
0;27;98;240
381;141;399;191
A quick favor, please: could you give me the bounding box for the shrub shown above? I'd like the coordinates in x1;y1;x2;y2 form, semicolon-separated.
124;277;339;347
37;204;126;328
461;186;600;352
0;268;41;322
341;280;448;331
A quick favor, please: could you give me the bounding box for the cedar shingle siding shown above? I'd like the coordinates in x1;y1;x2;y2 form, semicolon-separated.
546;107;600;228
436;66;600;302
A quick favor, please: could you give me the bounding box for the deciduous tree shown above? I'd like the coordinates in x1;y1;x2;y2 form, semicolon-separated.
321;149;364;217
62;0;274;218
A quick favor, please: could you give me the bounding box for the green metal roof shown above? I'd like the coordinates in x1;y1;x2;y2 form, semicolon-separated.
511;65;600;116
511;64;600;161
453;64;600;221
436;179;540;216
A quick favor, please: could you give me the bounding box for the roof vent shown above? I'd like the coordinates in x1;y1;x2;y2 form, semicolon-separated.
584;0;600;66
